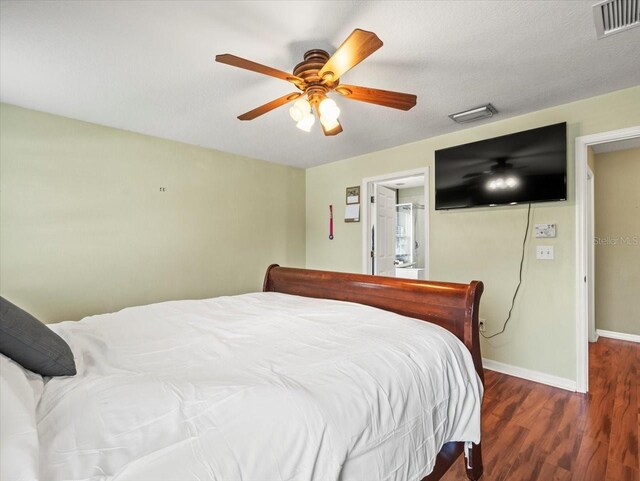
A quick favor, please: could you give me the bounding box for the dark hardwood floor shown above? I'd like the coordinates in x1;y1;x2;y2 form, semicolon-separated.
441;337;639;481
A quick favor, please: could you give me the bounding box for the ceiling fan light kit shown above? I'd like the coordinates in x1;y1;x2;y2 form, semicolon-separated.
289;98;311;122
215;29;417;136
320;115;340;132
296;111;315;132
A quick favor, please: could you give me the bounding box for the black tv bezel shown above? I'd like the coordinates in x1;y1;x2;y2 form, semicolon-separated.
434;122;567;211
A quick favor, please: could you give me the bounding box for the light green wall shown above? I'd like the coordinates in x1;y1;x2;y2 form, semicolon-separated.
594;148;640;336
0;103;305;323
398;186;424;202
306;86;640;382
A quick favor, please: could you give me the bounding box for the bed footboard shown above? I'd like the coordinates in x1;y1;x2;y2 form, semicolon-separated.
263;265;485;480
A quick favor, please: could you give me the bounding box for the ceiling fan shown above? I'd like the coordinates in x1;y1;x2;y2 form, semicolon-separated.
215;29;417;136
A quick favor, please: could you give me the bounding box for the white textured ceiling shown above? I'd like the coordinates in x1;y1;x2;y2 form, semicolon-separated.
1;1;639;168
378;175;425;189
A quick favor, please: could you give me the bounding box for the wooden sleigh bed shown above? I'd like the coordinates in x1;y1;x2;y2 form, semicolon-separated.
4;265;484;481
263;265;485;481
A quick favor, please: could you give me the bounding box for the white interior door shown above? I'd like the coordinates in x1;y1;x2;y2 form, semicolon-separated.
374;185;397;277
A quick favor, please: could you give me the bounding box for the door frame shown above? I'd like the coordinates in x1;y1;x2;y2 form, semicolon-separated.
361;167;430;277
575;125;640;393
586;167;597;344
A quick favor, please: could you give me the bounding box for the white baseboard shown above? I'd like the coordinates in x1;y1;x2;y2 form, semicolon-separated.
482;358;577;392
596;329;640;343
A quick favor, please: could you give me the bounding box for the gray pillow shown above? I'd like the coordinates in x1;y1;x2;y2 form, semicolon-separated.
0;297;76;376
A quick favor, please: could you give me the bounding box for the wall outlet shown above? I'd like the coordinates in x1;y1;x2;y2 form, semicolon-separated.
536;245;555;260
479;319;486;332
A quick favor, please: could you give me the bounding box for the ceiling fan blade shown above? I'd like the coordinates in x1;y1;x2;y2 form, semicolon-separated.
320;119;343;136
318;29;383;82
335;84;417;111
237;92;302;121
216;54;304;85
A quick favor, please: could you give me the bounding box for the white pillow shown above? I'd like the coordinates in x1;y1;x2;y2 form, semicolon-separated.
0;353;43;481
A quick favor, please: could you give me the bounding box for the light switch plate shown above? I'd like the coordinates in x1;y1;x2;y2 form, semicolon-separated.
535;224;557;238
536;245;555;260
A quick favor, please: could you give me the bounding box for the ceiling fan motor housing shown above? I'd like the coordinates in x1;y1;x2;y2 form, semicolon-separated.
293;49;339;105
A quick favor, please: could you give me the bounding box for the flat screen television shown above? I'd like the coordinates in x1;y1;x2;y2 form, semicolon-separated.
435;122;567;210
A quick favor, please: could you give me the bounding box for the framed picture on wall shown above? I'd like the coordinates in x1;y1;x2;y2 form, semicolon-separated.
346;186;360;205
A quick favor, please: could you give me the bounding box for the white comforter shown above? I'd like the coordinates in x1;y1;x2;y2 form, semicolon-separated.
36;292;482;481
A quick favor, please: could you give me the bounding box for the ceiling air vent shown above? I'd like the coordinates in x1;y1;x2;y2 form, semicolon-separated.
593;0;640;39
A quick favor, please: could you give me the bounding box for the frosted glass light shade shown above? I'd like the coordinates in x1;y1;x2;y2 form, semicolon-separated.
289;106;303;122
289;99;311;122
319;98;340;120
296;112;315;132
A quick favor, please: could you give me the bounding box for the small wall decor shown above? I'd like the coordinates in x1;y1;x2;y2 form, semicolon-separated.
345;186;360;222
346;186;360;205
345;204;359;222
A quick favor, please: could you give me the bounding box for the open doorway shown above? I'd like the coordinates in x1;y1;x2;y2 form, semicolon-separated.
575;126;640;393
361;168;429;279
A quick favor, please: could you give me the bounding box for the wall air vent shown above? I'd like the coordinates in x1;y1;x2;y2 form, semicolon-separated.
593;0;640;39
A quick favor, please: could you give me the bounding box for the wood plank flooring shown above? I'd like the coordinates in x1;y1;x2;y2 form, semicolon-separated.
441;337;639;481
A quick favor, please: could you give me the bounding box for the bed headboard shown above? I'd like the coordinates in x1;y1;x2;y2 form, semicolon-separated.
263;265;484;383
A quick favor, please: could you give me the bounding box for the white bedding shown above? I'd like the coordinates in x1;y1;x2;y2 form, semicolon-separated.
34;292;482;481
0;354;43;481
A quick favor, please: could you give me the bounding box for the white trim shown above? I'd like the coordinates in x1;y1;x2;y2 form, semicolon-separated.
587;167;597;343
482;358;577;392
596;329;640;343
361;168;430;278
575;125;640;394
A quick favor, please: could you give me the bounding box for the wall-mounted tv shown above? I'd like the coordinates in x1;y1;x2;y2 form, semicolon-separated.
435;122;567;210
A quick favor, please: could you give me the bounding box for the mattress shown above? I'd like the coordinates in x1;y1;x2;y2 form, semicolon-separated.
17;292;483;480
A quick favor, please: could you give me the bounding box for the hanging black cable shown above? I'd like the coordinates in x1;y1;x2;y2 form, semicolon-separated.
481;203;532;339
